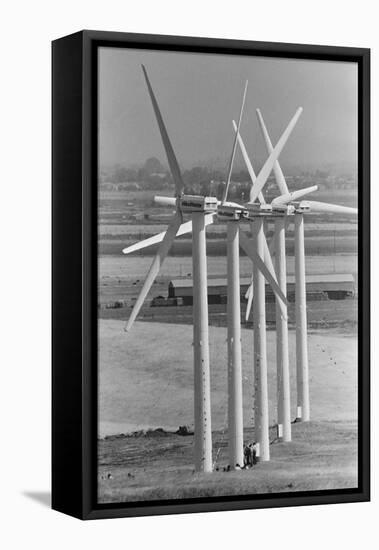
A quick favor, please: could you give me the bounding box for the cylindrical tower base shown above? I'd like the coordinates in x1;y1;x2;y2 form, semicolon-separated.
227;222;244;468
253;217;270;461
192;213;213;471
274;217;291;441
294;213;310;422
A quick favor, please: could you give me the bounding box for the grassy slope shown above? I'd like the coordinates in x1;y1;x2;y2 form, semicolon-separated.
98;421;357;503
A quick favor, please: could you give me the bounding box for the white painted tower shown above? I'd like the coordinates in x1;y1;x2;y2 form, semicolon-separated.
253;217;270;461
226;221;244;468
274;216;292;440
294;212;310;421
192;212;213;471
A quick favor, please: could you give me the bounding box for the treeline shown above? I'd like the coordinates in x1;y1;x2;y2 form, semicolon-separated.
100;158;253;200
100;157;357;197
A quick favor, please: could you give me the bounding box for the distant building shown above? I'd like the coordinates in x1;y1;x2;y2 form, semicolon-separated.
167;274;356;306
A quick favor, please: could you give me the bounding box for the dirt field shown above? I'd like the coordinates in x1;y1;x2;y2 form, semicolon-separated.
98;421;357;503
100;299;358;330
98;320;357;503
98;321;357;436
99;252;357;281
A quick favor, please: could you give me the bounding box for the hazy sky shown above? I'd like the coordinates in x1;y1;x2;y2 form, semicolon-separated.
99;47;357;172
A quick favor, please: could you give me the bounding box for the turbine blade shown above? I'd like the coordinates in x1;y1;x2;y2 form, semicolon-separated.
245;221;289;321
122;213;216;254
122;230;178;255
263;234;276;277
263;232;287;319
256;108;290;195
268;233;276;256
249;107;303;202
305;200;358;215
267;218;290;261
267;216;292;271
245;277;254;321
232;120;265;204
154;195;177;206
239;229;288;309
125;214;182;331
142;65;184;197
272;185;318;206
222;81;248;203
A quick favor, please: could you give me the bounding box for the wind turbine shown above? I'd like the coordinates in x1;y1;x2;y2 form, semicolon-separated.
124;65;218;472
237;107;358;427
222;106;302;460
215;81;293;468
154;113;302;466
233;107;306;445
124;70;298;469
256;108;358;422
145;105;302;465
124;68;279;472
217;80;248;469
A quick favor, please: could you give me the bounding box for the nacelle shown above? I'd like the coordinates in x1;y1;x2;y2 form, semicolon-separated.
179;195;218;213
271;203;296;215
295;200;311;213
245;203;273;218
217;202;248;221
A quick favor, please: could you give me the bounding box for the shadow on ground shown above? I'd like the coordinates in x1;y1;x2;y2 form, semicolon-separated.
23;491;51;507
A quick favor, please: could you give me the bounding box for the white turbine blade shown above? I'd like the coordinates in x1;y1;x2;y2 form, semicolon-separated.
222;81;248;204
268;216;292;259
123;233;168;255
245;220;290;321
239;229;288;309
245;221;254;320
256;108;290;196
305;200;358;215
122;213;216;254
268;233;276;256
154;195;177;206
232;120;256;182
142;65;184;197
272;185;318;206
125;214;182;332
245;283;251;299
249;107;303;203
263;233;288;319
267;216;292;256
263;234;276;278
245;221;274;320
245;276;254;321
232;120;265;204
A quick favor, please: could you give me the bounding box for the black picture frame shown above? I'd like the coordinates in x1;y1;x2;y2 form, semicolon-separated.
52;30;370;520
